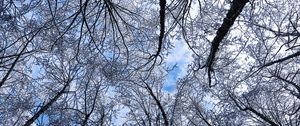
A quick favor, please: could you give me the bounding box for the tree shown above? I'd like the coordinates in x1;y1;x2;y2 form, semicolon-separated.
1;0;300;126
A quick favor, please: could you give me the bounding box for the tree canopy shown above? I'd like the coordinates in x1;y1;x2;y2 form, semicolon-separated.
1;0;300;125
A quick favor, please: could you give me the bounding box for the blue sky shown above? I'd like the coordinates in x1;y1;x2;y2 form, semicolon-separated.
164;39;193;92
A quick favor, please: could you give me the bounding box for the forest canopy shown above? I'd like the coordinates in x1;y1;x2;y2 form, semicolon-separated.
1;0;300;125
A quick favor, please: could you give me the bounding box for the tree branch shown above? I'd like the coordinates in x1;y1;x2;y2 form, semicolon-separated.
206;0;249;87
143;80;169;126
228;92;279;126
23;79;72;126
154;0;166;57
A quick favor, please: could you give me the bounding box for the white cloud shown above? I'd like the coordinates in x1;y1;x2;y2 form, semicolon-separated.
164;39;193;92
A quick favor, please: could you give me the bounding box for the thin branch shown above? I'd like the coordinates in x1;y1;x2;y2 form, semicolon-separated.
261;51;300;68
228;92;279;126
0;29;41;88
142;80;169;126
23;78;72;126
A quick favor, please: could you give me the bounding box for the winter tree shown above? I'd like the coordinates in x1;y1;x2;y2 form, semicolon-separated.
0;0;300;125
